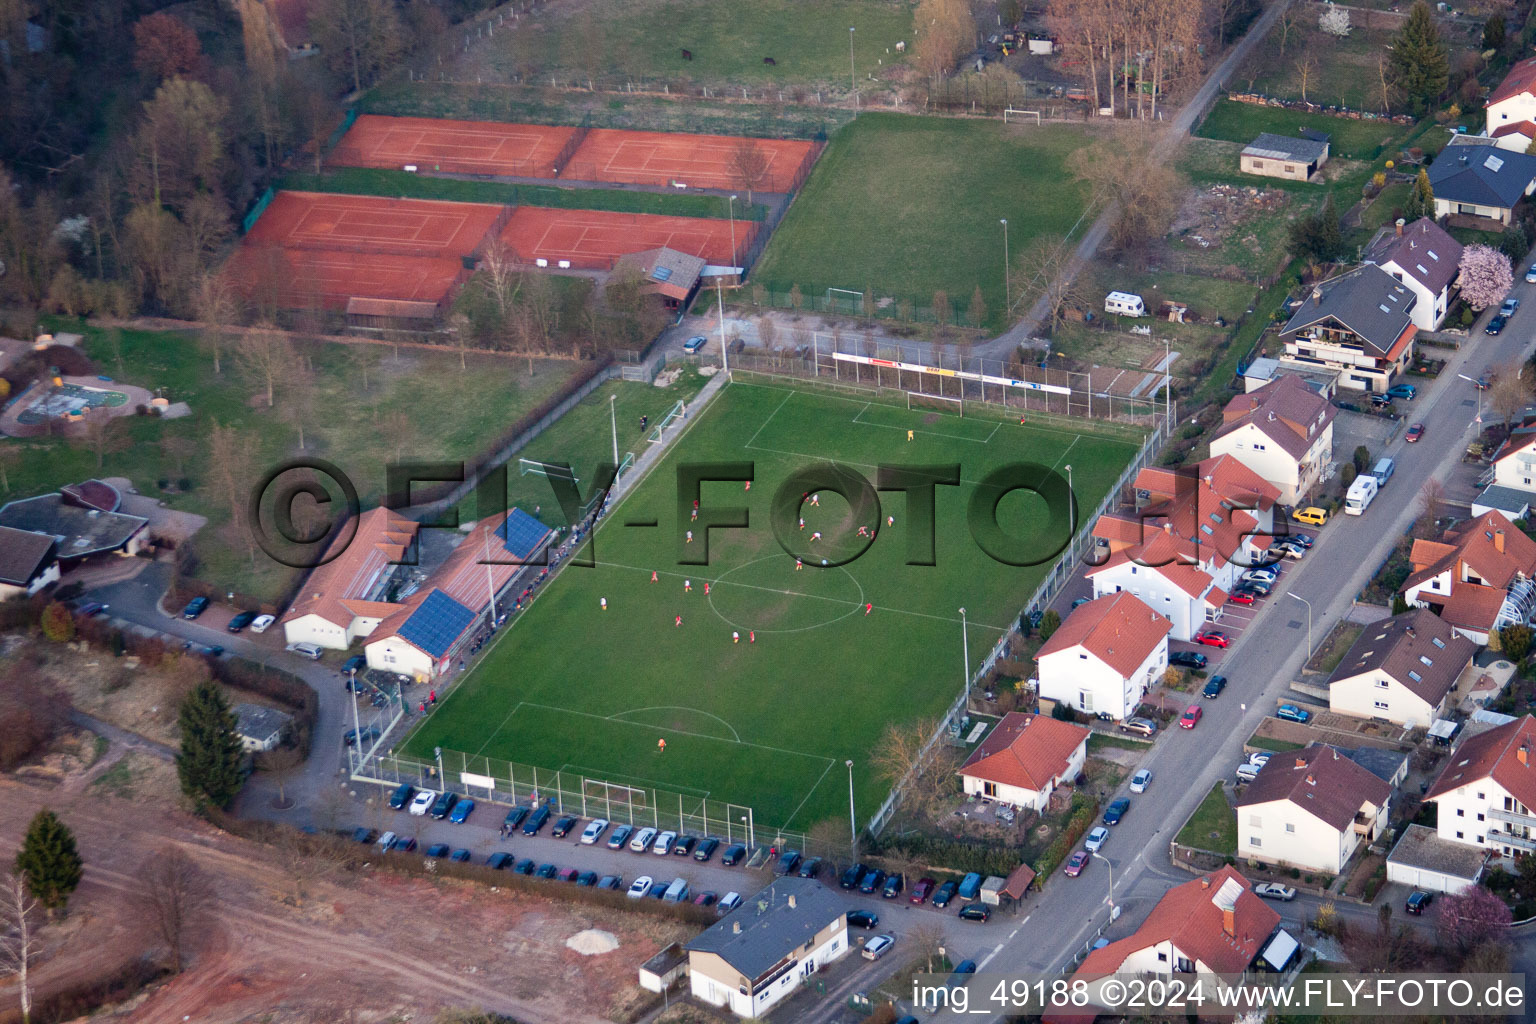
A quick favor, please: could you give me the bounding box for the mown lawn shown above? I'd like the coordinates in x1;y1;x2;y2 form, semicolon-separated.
405;379;1143;831
752;114;1095;330
1196;98;1407;161
1176;782;1237;856
11;322;582;602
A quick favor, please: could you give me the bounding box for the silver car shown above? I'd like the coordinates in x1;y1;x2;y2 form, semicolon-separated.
862;934;896;961
1129;769;1152;793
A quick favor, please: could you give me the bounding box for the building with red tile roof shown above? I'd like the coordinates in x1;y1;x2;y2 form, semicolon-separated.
957;712;1090;812
1210;373;1336;504
1087;455;1278;640
1403;511;1536;644
1236;744;1392;873
1487;58;1536;151
1425;714;1536;862
1049;865;1291;1022
281;507;420;650
1036;593;1171;721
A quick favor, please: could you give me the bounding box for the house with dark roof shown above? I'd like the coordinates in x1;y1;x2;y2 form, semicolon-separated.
1486;57;1536;151
0;526;59;600
1279;265;1418;393
957;712;1090;811
1424;713;1536;863
1036;592;1171;721
685;878;849;1018
0;480;149;572
1386;823;1489;893
1430;137;1536;226
1362;217;1463;331
233;703;293;753
1209;373;1335;505
1049;865;1292;1021
612;247;707;307
1326;609;1476;729
1236;744;1392;874
364;508;553;679
1403;511;1536;644
1087;455;1280;640
1240;131;1330;181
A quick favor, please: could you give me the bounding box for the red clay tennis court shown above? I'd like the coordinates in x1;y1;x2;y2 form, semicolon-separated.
330;115;579;177
500;207;755;269
226;245;467;310
247;191;504;258
562;129;818;191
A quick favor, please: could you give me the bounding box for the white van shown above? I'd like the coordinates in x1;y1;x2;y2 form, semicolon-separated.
662;877;691;903
1372;457;1395;487
1104;291;1148;317
1345;475;1379;515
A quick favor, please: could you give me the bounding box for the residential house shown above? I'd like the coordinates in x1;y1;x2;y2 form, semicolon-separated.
1492;418;1536;495
0;479;149;565
686;878;848;1018
1209;373;1336;505
1087;455;1281;640
263;0;320;57
364;509;553;679
1240;132;1330;181
233;703;292;753
1362;217;1463;332
1429;138;1536;226
1052;865;1294;1021
1402;511;1536;644
1235;744;1392;874
1472;485;1532;524
0;526;58;600
1485;57;1536;151
1240;356;1339;398
1423;713;1536;862
1278;265;1418;393
1036;592;1172;721
1326;609;1477;729
956;712;1090;812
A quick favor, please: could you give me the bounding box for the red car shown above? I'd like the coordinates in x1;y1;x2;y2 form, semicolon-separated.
1406;423;1425;443
910;877;936;904
1193;630;1230;648
1180;704;1203;729
1227;591;1256;606
1063;850;1089;877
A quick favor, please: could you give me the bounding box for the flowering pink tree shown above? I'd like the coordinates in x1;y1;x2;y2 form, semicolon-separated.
1456;244;1514;311
1436;884;1511;953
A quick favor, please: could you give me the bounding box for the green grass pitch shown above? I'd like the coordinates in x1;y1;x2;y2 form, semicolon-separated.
403;380;1141;831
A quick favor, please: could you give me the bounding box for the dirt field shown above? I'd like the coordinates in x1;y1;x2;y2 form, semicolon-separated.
0;772;690;1023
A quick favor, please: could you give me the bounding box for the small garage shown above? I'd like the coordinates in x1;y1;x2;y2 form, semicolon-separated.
1385;824;1488;893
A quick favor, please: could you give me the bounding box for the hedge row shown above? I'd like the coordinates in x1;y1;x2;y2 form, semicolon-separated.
1034;795;1099;883
864;833;1028;880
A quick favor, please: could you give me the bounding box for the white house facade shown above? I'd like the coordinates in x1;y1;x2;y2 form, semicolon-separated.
1425;715;1536;862
1235;745;1392;874
1036;592;1172;721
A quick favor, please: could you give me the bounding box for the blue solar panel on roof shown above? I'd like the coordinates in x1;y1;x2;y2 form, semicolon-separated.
496;507;551;560
652;266;673;282
397;590;476;659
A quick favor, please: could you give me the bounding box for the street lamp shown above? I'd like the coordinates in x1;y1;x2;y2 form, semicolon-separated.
1287;592;1313;660
716;276;731;378
845;760;857;858
1091;852;1116;914
727;194;738;269
1064;464;1074;534
1000;218;1009;313
959;607;970;693
849;28;857;113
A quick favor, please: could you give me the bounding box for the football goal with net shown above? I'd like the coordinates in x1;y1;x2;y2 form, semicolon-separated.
519;458;578;483
907;391;963;417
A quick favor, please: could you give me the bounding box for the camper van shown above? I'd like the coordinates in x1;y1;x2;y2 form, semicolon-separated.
1104;291;1148;317
1345;474;1379;515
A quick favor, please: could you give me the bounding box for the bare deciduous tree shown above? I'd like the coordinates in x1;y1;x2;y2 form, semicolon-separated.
1296;52;1319;104
1488;360;1532;429
905;920;946;974
208;420;257;564
1418;477;1446;537
756;315;777;353
476;238;522;324
869;716;958;819
282;358;317;450
130;846;213;973
258;745;304;808
76;406;128;471
730;138;770;205
448;312;472;371
0;872;37;1024
194;272;236;374
0;447;21;493
236;326;292;407
1014;233;1087;331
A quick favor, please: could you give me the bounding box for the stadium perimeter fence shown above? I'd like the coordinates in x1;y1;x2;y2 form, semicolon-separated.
864;416;1169;838
352;748;807;852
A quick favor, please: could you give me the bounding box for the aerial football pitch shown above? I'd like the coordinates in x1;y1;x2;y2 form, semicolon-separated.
402;379;1142;832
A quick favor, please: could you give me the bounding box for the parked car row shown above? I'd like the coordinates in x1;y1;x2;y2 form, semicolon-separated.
835;865;991;920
